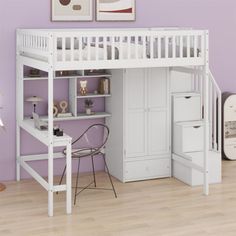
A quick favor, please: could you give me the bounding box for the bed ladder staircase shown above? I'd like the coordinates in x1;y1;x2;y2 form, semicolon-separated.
172;69;222;192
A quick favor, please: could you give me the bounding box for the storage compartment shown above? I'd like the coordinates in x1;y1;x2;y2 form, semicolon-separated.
172;152;222;186
173;121;204;155
172;92;201;122
124;158;170;182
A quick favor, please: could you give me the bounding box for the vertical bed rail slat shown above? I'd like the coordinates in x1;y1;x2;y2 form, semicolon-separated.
150;34;154;59
95;36;99;61
194;35;198;57
119;36;123;60
158;36;161;59
62;37;65;62
87;36;91;61
104;36;108;60
135;36;138;59
143;36;146;59
111;36;115;60
172;36;176;58
127;36;131;60
187;35;190;58
180;36;183;58
201;34;205;59
165;36;169;58
35;35;38;50
71;37;74;62
79;36;82;61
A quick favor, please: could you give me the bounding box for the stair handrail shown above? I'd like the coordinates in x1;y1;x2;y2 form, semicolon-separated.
209;70;221;152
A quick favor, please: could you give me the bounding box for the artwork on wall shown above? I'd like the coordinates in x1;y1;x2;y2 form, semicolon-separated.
96;0;135;21
51;0;93;21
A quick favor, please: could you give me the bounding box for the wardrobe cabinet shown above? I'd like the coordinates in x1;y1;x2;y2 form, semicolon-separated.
106;68;171;182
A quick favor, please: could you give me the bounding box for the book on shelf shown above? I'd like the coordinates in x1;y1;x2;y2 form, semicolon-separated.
57;112;73;118
99;78;110;94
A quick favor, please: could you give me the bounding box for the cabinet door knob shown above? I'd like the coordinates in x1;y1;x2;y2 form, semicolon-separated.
193;125;201;129
185;96;192;99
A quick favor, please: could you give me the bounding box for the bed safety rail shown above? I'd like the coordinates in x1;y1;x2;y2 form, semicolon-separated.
17;29;207;69
17;30;51;59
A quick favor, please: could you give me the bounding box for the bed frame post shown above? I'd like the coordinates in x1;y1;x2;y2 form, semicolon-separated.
16;30;24;182
203;30;209;196
48;34;54;217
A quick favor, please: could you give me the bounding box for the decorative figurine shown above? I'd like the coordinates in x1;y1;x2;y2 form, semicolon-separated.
80;80;88;96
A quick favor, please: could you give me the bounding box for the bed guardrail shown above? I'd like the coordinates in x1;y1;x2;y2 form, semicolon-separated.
17;30;51;59
17;29;207;68
54;30;205;63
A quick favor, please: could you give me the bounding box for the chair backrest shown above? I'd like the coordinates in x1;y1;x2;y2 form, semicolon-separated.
72;124;109;153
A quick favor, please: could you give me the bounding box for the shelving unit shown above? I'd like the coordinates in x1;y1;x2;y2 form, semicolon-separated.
23;70;112;121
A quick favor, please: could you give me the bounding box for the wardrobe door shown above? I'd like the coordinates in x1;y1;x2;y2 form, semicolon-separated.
125;69;146;158
147;68;170;156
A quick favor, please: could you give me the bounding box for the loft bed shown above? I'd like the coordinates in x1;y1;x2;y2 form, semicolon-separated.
16;28;221;217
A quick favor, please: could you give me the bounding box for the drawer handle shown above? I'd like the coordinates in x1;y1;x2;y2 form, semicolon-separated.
193;126;201;129
185;96;192;99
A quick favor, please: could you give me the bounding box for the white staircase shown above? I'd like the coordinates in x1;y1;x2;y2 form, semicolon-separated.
171;68;222;188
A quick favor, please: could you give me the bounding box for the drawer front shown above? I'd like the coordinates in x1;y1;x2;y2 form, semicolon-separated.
173;96;201;122
182;125;204;152
125;158;170;182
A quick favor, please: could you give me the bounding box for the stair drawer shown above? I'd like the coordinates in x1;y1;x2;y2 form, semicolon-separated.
172;93;201;122
124;158;170;182
173;121;204;154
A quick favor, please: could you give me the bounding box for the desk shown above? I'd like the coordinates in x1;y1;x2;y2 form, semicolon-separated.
17;119;72;216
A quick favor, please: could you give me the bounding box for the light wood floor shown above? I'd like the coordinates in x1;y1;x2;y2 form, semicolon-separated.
1;161;236;236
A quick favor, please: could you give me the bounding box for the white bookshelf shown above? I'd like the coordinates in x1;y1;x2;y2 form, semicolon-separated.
24;70;112;121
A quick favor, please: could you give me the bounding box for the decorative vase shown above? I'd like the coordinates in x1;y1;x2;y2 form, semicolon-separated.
85;108;92;115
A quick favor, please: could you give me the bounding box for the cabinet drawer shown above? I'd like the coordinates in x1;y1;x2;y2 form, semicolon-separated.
172;93;201;122
174;121;204;154
124;158;170;182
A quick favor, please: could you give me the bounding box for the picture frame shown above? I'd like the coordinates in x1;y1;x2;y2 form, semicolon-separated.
51;0;93;21
96;0;136;21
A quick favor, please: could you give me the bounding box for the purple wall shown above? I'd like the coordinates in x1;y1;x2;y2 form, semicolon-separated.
0;0;236;181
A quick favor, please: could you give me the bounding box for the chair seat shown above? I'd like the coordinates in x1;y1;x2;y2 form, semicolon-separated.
63;147;101;158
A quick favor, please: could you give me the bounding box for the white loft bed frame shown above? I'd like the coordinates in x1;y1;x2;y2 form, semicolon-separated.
16;28;221;217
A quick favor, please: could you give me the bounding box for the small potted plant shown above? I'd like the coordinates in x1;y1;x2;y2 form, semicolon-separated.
84;99;94;115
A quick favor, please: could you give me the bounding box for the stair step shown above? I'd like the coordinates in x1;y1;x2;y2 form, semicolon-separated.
172;151;222;186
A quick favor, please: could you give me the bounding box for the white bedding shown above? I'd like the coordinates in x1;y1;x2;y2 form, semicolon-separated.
56;42;199;61
57;42;145;61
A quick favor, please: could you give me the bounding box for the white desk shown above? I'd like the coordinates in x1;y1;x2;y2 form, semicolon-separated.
17;119;72;216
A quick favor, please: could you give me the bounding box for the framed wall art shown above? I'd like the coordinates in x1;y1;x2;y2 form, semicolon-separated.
96;0;136;21
51;0;93;21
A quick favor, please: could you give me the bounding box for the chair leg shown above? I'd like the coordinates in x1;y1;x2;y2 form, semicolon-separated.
74;158;80;205
103;155;117;198
91;156;96;187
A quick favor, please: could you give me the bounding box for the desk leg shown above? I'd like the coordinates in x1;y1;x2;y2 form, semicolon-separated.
48;143;54;217
66;141;72;214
